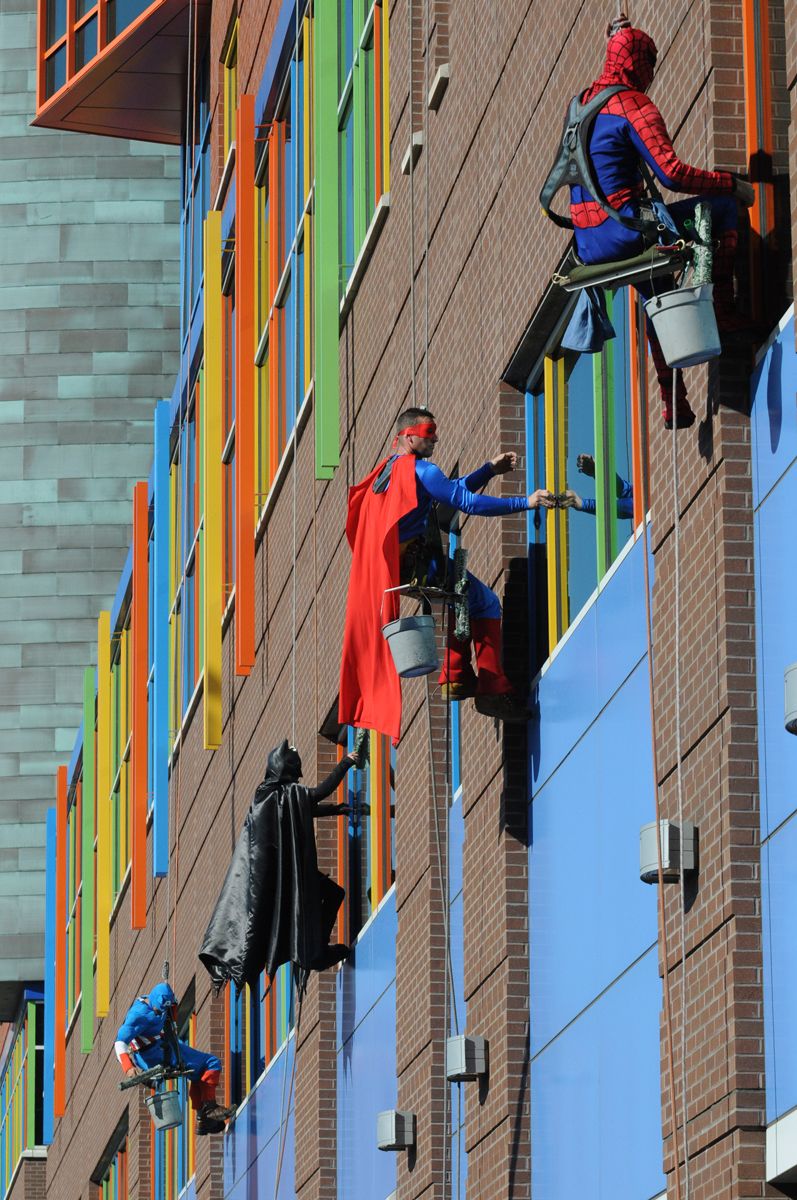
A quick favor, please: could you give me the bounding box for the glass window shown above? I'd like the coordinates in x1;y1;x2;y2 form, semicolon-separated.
45;45;67;98
46;0;66;46
222;19;239;164
525;287;640;661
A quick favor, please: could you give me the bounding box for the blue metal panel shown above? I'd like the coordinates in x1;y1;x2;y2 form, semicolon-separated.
337;982;397;1200
224;1040;295;1197
531;601;599;794
594;534;647;708
531;949;665;1200
336;891;397;1050
449;791;463;902
42;808;56;1144
751;313;797;508
67;719;84;788
109;544;133;633
530;659;657;1054
762;820;797;1121
152;401;170;876
254;0;298;130
754;462;797;838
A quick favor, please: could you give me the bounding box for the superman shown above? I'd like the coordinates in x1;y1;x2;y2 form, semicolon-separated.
338;409;554;742
560;19;755;427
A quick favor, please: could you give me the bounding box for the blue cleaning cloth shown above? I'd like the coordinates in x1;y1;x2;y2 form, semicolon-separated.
561;286;616;354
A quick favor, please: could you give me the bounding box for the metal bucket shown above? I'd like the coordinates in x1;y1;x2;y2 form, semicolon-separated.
644;283;721;368
382;615;438;677
146;1090;184;1132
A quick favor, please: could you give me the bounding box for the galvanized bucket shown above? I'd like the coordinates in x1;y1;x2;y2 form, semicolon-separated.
382;615;438;677
146;1090;183;1132
644;283;721;368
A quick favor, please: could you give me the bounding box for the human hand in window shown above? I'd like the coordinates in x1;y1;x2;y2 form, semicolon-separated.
560;490;583;511
576;453;595;478
490;451;518;474
527;489;555;509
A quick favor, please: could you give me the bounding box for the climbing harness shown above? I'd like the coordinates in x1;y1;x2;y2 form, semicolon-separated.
540;85;662;236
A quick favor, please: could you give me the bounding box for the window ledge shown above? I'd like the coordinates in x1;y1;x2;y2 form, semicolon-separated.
428;63;450;111
339;194;391;325
214;143;236;212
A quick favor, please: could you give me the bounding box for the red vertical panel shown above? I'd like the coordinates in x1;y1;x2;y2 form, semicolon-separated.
36;0;46;110
235;95;256;675
54;766;67;1117
130;482;148;930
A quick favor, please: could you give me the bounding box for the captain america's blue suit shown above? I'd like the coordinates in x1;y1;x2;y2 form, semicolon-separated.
114;983;224;1120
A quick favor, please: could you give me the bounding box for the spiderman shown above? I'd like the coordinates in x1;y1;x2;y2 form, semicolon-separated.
566;19;754;428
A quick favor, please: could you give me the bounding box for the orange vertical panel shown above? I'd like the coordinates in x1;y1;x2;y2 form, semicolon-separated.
36;0;46;110
629;295;646;529
130;482;148;930
235;95;256;675
374;5;383;200
54;766;67;1118
741;0;775;319
268;123;282;482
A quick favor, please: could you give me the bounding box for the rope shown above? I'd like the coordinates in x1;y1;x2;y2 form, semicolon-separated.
671;369;691;1200
637;308;682;1200
162;0;200;991
408;0;418;406
273;10;302;1193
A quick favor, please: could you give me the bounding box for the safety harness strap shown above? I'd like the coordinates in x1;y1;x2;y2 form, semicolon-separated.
539;84;660;234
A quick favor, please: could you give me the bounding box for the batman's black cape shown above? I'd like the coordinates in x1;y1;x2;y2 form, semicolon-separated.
198;742;345;993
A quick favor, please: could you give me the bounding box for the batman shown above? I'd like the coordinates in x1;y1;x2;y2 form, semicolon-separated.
198;739;359;994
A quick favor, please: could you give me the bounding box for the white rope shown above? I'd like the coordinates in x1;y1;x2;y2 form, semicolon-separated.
273;8;303;1194
671;370;690;1200
408;0;418;406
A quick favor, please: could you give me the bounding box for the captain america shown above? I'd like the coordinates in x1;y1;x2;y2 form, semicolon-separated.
115;982;235;1136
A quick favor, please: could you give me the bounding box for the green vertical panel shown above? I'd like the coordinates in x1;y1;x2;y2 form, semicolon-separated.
80;666;95;1054
593;301;618;579
25;1004;35;1148
353;54;366;249
314;0;341;479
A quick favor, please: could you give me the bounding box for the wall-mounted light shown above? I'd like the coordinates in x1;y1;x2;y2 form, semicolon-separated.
785;663;797;734
446;1035;488;1082
377;1110;416;1152
639;820;696;884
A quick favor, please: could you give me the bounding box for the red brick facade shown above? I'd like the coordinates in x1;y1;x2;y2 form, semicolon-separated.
37;4;795;1200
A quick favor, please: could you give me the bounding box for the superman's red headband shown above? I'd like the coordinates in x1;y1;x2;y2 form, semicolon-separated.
397;422;437;439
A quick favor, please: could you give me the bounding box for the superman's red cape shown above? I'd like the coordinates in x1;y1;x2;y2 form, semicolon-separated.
338;454;418;744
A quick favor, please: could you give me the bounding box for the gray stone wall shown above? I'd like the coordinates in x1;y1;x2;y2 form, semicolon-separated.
0;0;180;1015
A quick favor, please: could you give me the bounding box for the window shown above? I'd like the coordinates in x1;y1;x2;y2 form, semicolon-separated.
170;374;204;735
94;1136;128;1200
337;0;389;291
223;968;294;1108
254;16;314;504
66;781;83;1021
110;619;132;902
0;996;44;1193
526;288;645;661
182;51;211;342
222;18;239;166
337;729;395;943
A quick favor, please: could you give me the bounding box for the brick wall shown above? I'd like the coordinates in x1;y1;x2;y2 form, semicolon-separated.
39;3;795;1199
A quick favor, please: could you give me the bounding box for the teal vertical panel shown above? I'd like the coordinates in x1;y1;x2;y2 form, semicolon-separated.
80;668;95;1053
314;0;341;479
153;400;170;877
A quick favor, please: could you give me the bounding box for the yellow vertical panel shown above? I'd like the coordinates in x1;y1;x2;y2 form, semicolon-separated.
303;212;312;387
369;730;378;899
382;0;390;192
544;357;569;654
203;212;223;749
554;358;568;630
96;611;112;1016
